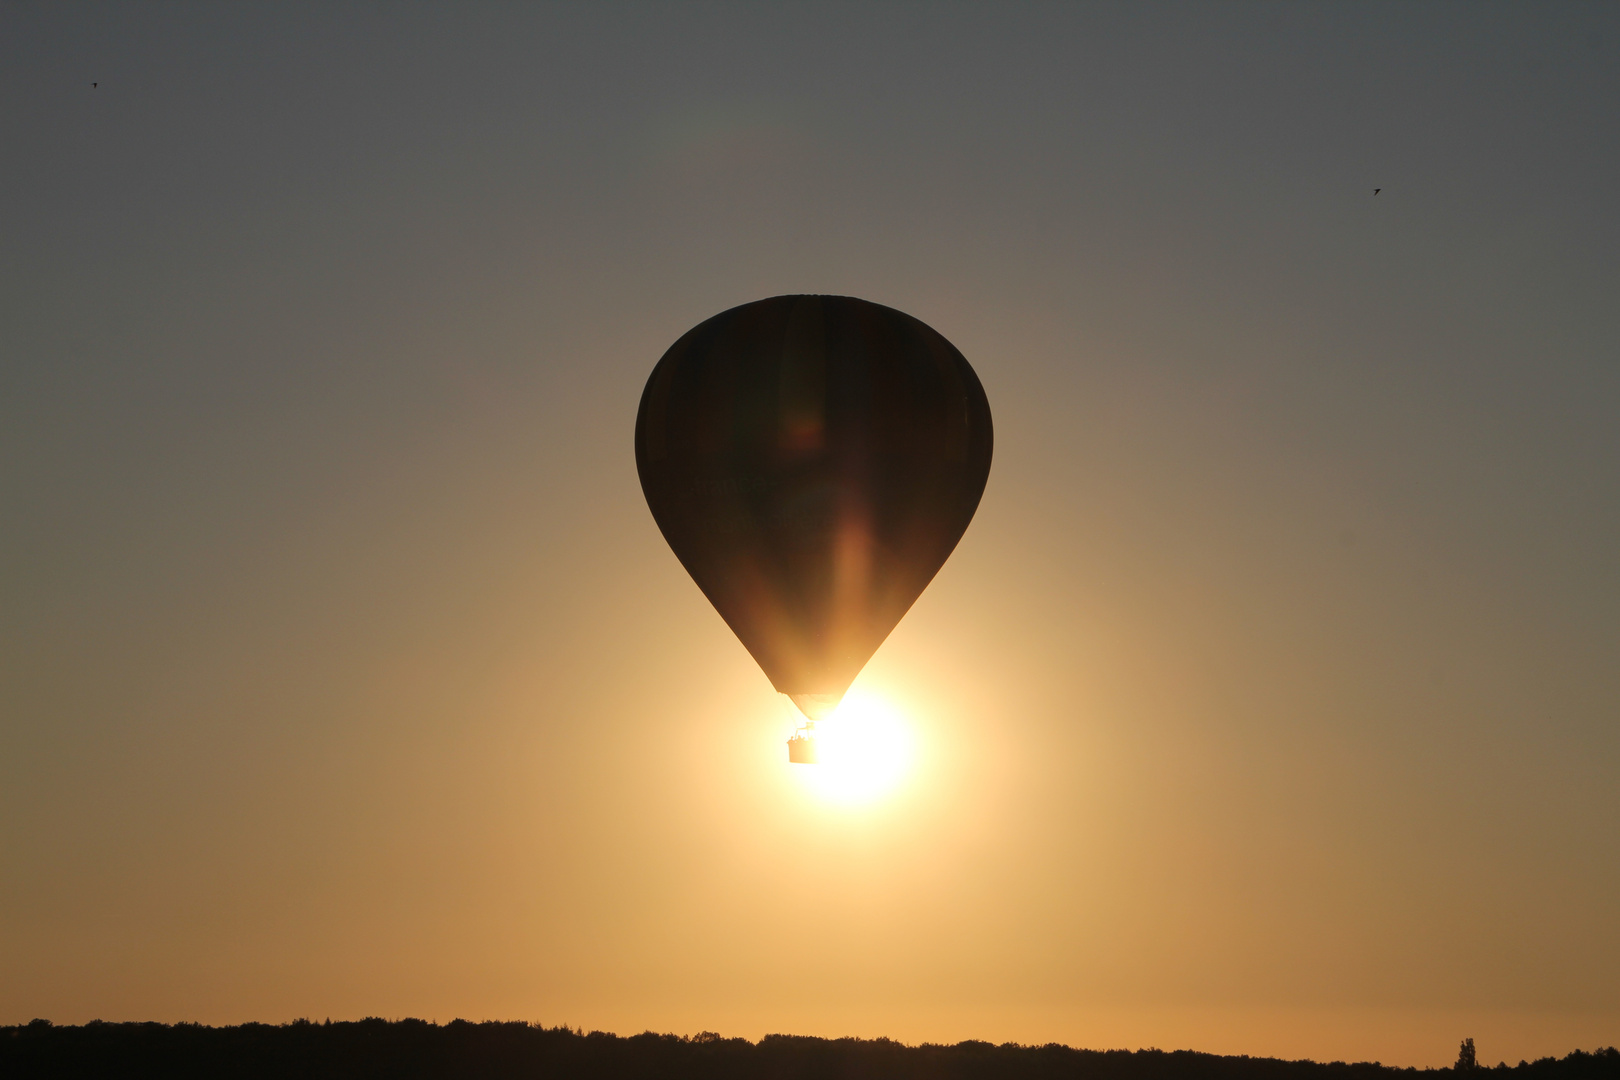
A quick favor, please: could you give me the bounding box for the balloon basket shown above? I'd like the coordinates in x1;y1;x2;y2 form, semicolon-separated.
787;725;819;764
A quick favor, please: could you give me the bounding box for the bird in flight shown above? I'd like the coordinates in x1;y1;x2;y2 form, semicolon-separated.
92;82;97;88
1373;188;1381;195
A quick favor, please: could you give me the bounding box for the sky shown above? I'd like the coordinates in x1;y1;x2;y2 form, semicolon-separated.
2;1;1618;1068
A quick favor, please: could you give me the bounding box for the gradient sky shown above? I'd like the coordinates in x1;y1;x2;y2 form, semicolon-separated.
3;2;1617;1068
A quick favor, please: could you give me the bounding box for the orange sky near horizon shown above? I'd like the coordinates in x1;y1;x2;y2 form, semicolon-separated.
2;4;1617;1068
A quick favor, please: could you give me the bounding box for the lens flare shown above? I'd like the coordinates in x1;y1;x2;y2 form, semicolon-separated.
790;690;915;805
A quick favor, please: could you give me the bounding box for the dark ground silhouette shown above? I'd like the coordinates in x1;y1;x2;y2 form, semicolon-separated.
4;1020;1618;1080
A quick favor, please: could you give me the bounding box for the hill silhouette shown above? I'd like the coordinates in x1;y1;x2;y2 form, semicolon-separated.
4;1020;1617;1080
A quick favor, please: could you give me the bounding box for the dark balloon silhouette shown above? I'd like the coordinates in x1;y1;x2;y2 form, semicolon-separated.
635;295;992;747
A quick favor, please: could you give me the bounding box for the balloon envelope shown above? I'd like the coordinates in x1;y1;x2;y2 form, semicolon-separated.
635;295;992;720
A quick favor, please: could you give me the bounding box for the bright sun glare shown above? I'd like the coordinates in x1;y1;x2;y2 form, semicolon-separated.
790;689;916;805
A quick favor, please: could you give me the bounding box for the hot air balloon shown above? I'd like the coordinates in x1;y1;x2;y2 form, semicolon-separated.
635;295;992;762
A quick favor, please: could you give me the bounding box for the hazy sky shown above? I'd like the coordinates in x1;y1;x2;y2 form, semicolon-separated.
3;2;1617;1067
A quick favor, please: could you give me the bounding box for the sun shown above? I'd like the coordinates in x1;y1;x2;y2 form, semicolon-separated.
789;689;916;805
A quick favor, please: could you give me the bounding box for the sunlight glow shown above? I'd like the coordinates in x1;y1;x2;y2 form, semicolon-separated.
790;689;916;805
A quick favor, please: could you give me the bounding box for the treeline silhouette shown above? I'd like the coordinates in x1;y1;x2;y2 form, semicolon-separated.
4;1019;1617;1080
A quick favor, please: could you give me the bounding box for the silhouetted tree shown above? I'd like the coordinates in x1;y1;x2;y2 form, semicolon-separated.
1459;1038;1479;1071
4;1020;1616;1080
